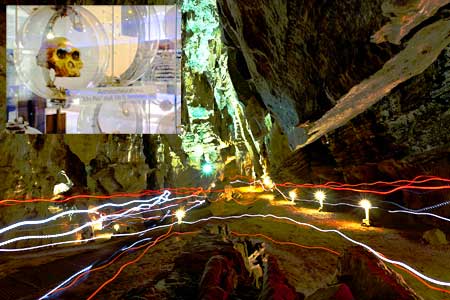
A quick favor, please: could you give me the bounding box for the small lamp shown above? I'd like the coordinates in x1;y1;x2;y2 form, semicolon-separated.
360;199;372;227
314;190;326;211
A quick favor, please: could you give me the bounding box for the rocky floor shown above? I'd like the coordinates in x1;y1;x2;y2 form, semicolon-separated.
0;187;449;300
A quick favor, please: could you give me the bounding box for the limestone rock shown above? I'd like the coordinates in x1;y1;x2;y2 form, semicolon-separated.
307;284;354;300
216;0;450;217
423;228;448;245
371;0;450;45
259;256;304;300
338;246;423;300
199;255;238;300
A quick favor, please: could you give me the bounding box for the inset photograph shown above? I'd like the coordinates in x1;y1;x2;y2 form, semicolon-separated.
6;5;181;134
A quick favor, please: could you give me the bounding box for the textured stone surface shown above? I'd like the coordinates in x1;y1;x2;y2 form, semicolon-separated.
217;0;399;148
259;256;304;300
302;18;450;147
372;0;450;44
423;228;448;245
306;283;354;300
199;255;238;300
338;246;423;300
217;0;450;220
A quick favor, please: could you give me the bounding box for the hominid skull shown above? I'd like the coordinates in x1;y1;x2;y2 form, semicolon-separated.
36;37;83;77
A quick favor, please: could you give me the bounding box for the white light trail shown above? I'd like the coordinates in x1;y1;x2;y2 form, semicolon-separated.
0;200;205;251
388;210;450;222
183;214;450;287
39;237;154;299
0;191;169;235
39;264;93;299
0;191;204;236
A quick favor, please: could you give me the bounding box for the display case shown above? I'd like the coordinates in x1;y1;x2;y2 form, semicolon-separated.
6;5;181;134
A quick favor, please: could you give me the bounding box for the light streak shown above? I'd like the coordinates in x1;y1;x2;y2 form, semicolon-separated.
0;187;207;206
231;178;450;223
288;198;450;223
322;176;450;188
0;235;120;252
3;176;450;298
388;210;450;222
86;230;198;300
0;191;204;235
39;264;93;299
0;197;205;252
182;214;450;287
232;176;450;195
113;202;203;238
0;208;100;235
405;200;450;213
290;197;450;224
40;237;154;299
393;265;450;295
0;191;169;234
2;175;448;207
278;181;450;195
230;231;340;256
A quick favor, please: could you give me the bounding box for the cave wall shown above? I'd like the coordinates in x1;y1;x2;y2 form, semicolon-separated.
216;0;450;216
0;0;449;218
216;0;450;174
217;0;401;149
0;0;260;205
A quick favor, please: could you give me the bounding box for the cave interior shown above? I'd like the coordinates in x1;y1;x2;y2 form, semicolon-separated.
0;1;450;300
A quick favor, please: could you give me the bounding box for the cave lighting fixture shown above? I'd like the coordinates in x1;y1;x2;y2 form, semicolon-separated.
261;174;275;191
175;207;186;225
289;190;297;203
314;190;326;211
201;163;214;175
360;199;372;227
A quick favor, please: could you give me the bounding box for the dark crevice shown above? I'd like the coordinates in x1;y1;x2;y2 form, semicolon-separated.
142;134;159;190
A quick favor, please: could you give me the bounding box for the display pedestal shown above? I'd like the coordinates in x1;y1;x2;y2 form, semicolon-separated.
46;112;66;133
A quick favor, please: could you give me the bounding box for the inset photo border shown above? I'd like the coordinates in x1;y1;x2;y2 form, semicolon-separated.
5;5;181;134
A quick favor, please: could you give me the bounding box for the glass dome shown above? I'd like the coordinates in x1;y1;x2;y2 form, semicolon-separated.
115;6;160;85
77;102;149;134
14;6;109;99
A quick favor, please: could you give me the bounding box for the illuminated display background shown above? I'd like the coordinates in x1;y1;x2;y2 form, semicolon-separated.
6;5;181;134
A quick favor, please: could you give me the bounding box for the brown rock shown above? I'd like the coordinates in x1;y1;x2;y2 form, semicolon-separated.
423;228;448;245
338;246;423;300
259;256;304;300
307;283;354;300
199;255;238;300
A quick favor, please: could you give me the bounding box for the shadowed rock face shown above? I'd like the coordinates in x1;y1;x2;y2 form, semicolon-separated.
0;0;449;244
217;0;399;139
217;0;450;220
338;246;423;300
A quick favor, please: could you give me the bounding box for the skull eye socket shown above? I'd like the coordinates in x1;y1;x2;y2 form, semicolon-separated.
56;49;67;59
72;51;80;60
